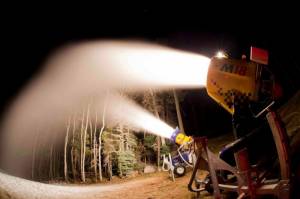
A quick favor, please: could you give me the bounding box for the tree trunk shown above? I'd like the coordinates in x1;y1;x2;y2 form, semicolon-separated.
157;136;161;170
74;150;78;180
71;115;76;180
80;109;85;182
64;118;71;182
99;92;109;181
173;89;185;133
90;120;93;173
82;104;90;182
93;112;98;182
107;154;112;180
98;130;103;181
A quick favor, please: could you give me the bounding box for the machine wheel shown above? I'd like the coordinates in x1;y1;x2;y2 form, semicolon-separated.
174;165;186;177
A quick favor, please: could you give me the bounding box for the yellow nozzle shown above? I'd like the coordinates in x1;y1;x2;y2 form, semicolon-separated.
175;133;192;145
171;127;192;145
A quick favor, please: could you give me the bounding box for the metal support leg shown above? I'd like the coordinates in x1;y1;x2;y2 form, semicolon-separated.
201;138;222;199
234;148;256;198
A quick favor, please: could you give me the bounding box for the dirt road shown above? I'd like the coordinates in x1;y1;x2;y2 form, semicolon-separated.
0;171;214;199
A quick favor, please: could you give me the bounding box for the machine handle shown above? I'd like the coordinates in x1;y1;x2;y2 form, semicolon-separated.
252;101;275;118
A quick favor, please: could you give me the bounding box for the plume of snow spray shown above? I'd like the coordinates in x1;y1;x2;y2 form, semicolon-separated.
106;93;175;138
0;40;210;177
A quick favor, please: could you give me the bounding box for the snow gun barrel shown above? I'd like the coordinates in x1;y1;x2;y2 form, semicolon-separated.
170;127;192;145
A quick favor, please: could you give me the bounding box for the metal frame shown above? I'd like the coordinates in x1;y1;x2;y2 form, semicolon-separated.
188;109;291;198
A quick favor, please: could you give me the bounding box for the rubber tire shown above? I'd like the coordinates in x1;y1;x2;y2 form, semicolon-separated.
174;165;186;177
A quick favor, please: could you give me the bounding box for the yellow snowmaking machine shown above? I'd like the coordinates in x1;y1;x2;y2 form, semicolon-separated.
206;57;259;115
181;48;293;199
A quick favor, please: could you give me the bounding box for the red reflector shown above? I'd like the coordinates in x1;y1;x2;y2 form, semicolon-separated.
250;46;269;65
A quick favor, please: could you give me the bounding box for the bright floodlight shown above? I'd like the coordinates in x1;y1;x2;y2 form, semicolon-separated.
215;51;227;58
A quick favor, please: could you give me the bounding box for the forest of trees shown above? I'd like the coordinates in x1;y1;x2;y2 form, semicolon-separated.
30;89;184;183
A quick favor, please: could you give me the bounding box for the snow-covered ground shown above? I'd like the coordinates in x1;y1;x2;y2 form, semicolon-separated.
0;172;158;199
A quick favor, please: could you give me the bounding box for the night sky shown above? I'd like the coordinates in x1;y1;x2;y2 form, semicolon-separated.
1;5;300;136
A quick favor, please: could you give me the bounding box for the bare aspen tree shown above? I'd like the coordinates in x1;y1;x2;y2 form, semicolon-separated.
93;111;98;182
71;115;76;180
80;109;85;182
82;104;90;182
64;117;71;182
90;120;93;171
99;92;109;181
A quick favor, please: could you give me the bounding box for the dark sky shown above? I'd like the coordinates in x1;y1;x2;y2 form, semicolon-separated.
1;5;300;134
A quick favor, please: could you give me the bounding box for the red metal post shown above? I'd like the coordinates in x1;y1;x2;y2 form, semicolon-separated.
235;148;256;199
